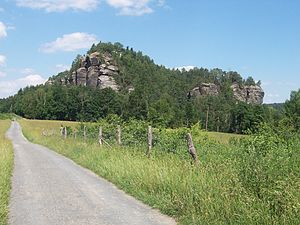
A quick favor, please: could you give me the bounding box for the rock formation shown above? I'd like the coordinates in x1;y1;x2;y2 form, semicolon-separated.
47;52;120;91
191;82;264;104
230;83;264;104
191;83;219;97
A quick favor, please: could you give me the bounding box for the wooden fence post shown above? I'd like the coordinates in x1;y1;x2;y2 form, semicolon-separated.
116;125;121;145
98;127;103;145
146;126;152;157
83;125;87;141
74;131;77;139
186;133;199;166
64;127;67;139
60;125;64;136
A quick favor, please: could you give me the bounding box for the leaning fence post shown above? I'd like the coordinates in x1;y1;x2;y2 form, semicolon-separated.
64;127;67;139
146;126;153;157
60;125;64;136
83;125;87;142
186;133;199;165
116;125;121;145
98;127;103;145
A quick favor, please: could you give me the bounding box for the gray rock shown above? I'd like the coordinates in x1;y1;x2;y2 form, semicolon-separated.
99;75;119;91
231;83;264;104
99;68;118;76
191;83;219;96
76;67;87;86
107;65;119;72
90;52;100;66
49;51;120;91
71;71;77;85
191;82;264;104
87;66;99;88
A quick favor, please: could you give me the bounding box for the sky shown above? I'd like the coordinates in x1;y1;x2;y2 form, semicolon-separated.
0;0;299;103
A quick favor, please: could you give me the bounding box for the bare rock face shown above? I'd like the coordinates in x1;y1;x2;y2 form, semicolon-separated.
87;66;99;87
191;82;264;104
54;52;120;90
90;52;100;66
191;83;219;97
231;83;264;104
76;67;87;86
98;75;119;91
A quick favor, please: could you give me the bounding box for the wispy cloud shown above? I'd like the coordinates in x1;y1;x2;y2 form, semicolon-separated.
106;0;153;16
0;22;7;38
40;32;97;53
0;74;46;98
21;68;35;75
0;55;6;66
16;0;165;16
175;65;195;72
0;71;6;77
55;64;70;72
16;0;100;12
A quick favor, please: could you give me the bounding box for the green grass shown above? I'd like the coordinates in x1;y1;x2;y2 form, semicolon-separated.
0;114;20;120
0;120;13;225
20;119;300;225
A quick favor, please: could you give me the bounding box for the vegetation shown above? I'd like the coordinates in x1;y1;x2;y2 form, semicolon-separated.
20;118;300;225
0;41;274;134
0;120;13;225
1;41;299;224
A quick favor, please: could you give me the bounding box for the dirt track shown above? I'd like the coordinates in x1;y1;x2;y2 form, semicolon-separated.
6;122;176;225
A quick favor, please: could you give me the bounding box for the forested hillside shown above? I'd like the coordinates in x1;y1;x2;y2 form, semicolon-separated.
0;41;297;133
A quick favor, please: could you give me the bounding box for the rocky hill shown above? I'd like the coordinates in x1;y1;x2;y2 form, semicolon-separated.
47;52;120;91
191;82;264;104
46;41;264;105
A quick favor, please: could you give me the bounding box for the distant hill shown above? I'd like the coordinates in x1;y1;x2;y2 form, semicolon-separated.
265;103;285;111
0;41;272;133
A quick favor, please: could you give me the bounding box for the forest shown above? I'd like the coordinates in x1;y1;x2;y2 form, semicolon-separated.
0;42;299;134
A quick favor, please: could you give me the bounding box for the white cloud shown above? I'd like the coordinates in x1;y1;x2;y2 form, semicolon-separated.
16;0;165;15
0;55;6;66
175;66;196;72
16;0;99;12
55;64;70;72
157;0;165;7
0;74;46;98
21;68;35;75
40;32;97;53
0;22;7;38
106;0;153;16
0;71;6;77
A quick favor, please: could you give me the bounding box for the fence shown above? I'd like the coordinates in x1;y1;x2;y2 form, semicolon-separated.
55;122;200;165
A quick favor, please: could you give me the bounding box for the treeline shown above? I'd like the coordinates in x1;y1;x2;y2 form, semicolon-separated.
1;83;294;134
0;41;298;133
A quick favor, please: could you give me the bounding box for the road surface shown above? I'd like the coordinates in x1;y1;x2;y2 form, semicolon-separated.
6;122;176;225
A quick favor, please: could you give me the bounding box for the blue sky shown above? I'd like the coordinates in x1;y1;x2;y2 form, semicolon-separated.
0;0;299;103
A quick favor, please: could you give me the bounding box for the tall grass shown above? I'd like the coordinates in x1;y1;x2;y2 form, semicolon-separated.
20;119;300;225
0;121;13;225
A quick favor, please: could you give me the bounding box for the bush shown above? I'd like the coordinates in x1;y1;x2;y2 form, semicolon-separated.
237;123;300;219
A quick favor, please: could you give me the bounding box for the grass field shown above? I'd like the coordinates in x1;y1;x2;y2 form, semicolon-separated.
0;120;13;225
20;119;300;225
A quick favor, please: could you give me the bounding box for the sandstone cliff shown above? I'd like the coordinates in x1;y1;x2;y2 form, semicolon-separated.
47;52;119;91
191;82;264;104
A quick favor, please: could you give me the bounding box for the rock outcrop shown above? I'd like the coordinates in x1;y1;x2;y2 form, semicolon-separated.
48;52;120;91
230;83;264;104
191;83;219;97
191;82;264;104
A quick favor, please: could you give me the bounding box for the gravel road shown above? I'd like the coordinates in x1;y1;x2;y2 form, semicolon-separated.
6;122;177;225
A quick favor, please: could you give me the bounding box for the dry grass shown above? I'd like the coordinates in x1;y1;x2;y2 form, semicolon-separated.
0;120;13;225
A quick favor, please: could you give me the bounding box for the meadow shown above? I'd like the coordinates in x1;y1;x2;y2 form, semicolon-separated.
20;119;300;225
0;120;14;225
